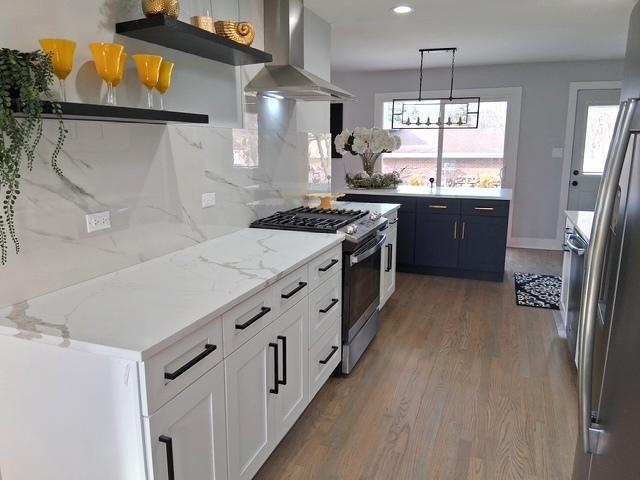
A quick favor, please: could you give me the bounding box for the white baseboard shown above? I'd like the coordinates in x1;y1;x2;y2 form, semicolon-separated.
508;237;563;250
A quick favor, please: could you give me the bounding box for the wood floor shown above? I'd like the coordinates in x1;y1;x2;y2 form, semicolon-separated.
257;249;578;480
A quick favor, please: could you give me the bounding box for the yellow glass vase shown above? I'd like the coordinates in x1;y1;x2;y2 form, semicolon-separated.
132;54;163;108
39;38;76;101
155;60;174;110
89;43;125;105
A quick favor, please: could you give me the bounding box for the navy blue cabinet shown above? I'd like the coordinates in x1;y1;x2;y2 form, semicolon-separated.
458;215;508;273
341;193;509;282
415;213;459;268
396;211;416;266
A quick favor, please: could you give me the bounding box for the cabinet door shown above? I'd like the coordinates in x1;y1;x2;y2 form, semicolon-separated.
414;213;460;268
225;325;275;480
271;299;309;442
145;362;228;480
380;222;398;308
396;211;416;266
458;215;508;273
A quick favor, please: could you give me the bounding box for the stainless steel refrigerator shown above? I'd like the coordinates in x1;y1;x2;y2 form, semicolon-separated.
572;2;640;478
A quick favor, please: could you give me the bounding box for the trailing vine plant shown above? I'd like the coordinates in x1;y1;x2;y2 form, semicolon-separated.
0;48;66;264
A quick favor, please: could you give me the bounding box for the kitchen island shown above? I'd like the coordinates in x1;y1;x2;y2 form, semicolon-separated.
342;187;513;282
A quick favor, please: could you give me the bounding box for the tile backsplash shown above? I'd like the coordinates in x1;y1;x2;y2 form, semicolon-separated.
0;97;331;308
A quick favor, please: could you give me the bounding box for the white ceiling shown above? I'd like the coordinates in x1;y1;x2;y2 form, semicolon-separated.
305;0;637;72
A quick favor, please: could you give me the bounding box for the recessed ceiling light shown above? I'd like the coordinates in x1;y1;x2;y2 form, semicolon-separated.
392;5;414;14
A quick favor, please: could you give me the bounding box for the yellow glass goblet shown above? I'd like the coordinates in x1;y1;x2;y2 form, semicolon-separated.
111;52;128;106
89;43;125;105
39;38;76;102
155;60;174;110
132;54;163;109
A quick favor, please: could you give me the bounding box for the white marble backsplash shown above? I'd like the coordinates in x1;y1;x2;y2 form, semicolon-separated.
0;101;331;308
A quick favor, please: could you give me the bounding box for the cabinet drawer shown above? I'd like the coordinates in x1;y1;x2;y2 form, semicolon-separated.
273;265;309;314
309;271;342;346
309;316;341;399
417;197;461;214
461;199;510;217
222;287;276;357
307;246;342;291
140;317;223;416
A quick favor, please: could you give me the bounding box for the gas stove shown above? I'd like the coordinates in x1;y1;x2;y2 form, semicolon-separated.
250;206;387;244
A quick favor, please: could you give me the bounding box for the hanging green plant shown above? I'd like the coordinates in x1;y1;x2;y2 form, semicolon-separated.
0;48;66;265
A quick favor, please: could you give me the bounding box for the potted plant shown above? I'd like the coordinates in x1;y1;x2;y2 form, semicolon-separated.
0;48;66;265
334;128;403;189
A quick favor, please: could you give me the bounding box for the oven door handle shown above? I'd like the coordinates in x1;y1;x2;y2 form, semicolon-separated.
350;234;386;266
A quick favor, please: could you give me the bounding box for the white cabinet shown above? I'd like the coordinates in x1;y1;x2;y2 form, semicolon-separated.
380;212;399;309
225;322;275;480
144;362;228;480
224;299;309;480
271;300;309;442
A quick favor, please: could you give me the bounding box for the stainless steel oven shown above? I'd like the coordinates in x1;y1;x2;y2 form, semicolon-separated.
341;232;386;374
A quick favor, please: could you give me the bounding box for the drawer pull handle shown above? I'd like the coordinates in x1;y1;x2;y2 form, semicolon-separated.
319;298;339;314
474;207;495;211
462;221;466;240
159;435;175;480
318;258;339;272
163;344;217;381
428;205;448;209
277;335;287;386
388;218;399;225
235;306;271;330
281;281;307;299
385;244;393;272
269;342;279;394
319;346;339;365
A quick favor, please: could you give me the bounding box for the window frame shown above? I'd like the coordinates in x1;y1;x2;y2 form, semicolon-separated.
374;87;522;191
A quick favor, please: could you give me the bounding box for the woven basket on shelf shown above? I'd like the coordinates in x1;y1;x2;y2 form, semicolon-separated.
214;21;256;46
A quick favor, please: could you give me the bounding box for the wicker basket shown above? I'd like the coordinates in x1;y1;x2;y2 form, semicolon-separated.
214;21;256;46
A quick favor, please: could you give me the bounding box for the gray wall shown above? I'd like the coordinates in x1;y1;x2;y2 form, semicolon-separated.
332;60;624;244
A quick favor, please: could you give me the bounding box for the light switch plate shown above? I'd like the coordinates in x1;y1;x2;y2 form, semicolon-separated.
202;193;216;208
552;147;564;159
86;211;111;233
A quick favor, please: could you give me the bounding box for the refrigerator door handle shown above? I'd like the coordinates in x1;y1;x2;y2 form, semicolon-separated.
577;98;637;454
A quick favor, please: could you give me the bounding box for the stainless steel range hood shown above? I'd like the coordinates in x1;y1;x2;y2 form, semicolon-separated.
245;0;354;102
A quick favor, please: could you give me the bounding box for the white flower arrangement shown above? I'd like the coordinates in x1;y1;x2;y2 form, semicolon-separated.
334;128;401;156
335;128;403;189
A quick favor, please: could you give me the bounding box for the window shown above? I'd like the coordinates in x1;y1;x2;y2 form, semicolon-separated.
582;105;618;175
381;98;511;188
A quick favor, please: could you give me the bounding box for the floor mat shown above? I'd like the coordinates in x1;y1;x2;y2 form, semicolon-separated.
514;272;561;310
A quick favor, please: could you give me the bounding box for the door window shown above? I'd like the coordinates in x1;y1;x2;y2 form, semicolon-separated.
582;105;619;175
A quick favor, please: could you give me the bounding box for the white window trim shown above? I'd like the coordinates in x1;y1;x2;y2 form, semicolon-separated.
374;86;523;245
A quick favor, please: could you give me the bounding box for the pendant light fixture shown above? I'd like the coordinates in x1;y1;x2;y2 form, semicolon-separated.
391;48;480;129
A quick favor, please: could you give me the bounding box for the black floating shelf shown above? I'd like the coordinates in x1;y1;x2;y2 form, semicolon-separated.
12;101;208;125
115;16;273;66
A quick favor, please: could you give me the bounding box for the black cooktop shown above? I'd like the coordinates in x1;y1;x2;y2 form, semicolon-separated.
250;207;369;233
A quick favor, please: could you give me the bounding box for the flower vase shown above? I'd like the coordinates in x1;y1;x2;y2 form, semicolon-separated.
359;152;382;176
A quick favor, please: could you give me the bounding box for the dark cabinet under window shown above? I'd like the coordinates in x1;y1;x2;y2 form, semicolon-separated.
415;214;459;268
342;193;510;282
458;215;508;273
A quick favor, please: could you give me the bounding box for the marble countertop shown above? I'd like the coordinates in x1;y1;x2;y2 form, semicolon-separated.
566;210;594;243
333;201;401;216
342;186;512;201
0;229;344;361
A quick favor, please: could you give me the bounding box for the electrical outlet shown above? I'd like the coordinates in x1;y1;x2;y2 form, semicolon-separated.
552;147;564;159
202;193;216;208
86;211;111;233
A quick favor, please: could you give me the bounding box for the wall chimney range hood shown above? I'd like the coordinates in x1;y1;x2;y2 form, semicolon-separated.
245;0;354;102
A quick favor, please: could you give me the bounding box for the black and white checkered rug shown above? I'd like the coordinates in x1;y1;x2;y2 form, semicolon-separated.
514;272;561;310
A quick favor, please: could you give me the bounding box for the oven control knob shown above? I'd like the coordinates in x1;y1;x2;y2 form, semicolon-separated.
346;224;358;235
370;212;381;221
